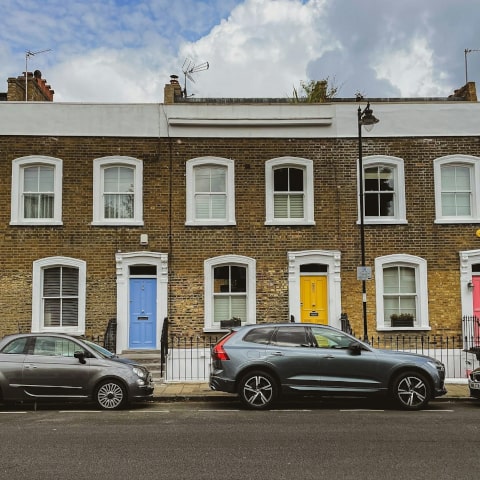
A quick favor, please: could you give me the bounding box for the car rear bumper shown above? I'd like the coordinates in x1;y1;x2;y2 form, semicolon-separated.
209;374;236;394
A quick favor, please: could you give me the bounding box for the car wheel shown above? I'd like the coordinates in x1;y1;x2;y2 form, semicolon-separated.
238;371;278;410
391;371;431;410
95;380;127;410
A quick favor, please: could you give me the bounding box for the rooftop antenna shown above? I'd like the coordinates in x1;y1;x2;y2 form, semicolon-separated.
181;58;209;98
464;48;480;84
25;48;52;101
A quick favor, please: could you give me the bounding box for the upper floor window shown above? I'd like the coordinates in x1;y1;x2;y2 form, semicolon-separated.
11;156;63;226
359;156;407;224
434;156;480;223
186;157;236;226
265;157;314;225
204;255;256;331
375;254;429;331
92;156;143;226
32;257;86;335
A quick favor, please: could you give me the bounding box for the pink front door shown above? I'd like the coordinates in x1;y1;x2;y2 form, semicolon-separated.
473;276;480;347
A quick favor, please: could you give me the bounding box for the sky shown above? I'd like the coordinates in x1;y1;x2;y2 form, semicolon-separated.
1;0;479;102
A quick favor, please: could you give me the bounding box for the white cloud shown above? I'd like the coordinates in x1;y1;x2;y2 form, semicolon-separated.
180;0;331;98
1;0;479;102
374;37;448;97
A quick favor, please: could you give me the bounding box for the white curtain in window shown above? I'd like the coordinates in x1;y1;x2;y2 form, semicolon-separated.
103;167;134;219
441;166;471;216
23;166;54;219
195;166;227;219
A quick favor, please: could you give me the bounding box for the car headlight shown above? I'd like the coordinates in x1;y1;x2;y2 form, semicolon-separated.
133;366;147;379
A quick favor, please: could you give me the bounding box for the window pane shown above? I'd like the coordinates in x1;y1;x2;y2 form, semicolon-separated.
231;296;246;320
44;299;60;326
274;168;288;191
231;266;246;292
274;194;288;217
211;195;226;219
383;267;399;294
289;168;303;191
62;267;79;296
399;267;415;293
214;296;230;322
210;168;226;193
214;266;230;293
289;194;304;218
38;167;54;191
62;299;79;326
44;267;61;296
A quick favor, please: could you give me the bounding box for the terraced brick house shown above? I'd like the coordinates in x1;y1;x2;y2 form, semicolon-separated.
1;74;479;373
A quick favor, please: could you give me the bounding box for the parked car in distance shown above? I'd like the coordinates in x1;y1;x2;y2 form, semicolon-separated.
210;323;447;410
0;333;154;409
468;368;480;398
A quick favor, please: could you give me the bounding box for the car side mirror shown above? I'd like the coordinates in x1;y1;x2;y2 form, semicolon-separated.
348;342;362;356
74;351;87;364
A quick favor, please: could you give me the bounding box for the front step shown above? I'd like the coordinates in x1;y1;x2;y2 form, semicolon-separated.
119;350;164;383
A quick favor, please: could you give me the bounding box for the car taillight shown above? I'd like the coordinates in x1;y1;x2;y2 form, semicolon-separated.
212;332;235;361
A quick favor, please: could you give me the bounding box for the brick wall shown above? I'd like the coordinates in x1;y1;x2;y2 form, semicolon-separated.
0;134;479;339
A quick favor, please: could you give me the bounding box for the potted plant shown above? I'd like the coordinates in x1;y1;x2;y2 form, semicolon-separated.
390;313;414;328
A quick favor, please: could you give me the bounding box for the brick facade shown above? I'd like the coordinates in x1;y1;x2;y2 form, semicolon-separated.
0;86;479;350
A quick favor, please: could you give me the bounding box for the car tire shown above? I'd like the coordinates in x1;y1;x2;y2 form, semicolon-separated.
391;371;431;410
238;370;278;410
95;379;127;410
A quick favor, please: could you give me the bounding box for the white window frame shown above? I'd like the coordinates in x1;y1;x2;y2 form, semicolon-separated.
92;156;143;226
375;254;429;331
32;256;86;335
358;156;407;225
204;255;256;332
186;157;236;226
265;157;315;225
434;155;480;223
11;156;63;226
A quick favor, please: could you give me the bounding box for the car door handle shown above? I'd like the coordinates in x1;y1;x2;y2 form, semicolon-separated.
321;355;335;360
272;352;284;356
24;364;38;369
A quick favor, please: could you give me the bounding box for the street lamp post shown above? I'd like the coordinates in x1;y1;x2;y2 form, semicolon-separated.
357;102;379;342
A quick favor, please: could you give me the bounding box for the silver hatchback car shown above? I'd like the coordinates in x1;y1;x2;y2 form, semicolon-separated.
210;323;447;410
0;333;154;409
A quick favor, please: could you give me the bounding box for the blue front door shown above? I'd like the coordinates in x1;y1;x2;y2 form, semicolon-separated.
129;279;157;349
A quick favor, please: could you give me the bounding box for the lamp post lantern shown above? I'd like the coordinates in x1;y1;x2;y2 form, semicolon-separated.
357;102;379;342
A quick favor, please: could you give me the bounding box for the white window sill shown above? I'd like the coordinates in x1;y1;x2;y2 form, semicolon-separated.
434;218;480;224
10;220;63;226
359;219;408;225
186;220;237;227
91;220;144;227
376;326;431;332
265;220;316;226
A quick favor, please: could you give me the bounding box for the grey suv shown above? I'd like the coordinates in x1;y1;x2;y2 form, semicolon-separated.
0;333;154;409
210;323;447;410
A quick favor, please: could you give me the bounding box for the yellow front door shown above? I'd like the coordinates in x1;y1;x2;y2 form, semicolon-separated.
300;276;328;324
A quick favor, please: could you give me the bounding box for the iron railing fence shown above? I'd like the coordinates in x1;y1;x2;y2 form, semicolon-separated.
86;315;480;382
161;333;480;382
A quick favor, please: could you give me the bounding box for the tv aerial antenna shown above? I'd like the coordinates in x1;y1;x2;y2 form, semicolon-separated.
182;58;209;97
25;48;52;101
465;48;480;84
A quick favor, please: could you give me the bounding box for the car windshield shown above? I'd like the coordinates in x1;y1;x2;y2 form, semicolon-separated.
83;339;116;359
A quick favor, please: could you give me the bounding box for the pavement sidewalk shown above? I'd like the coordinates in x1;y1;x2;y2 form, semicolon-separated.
152;380;472;402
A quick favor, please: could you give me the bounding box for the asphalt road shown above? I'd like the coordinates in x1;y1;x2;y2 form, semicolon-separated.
1;398;478;480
